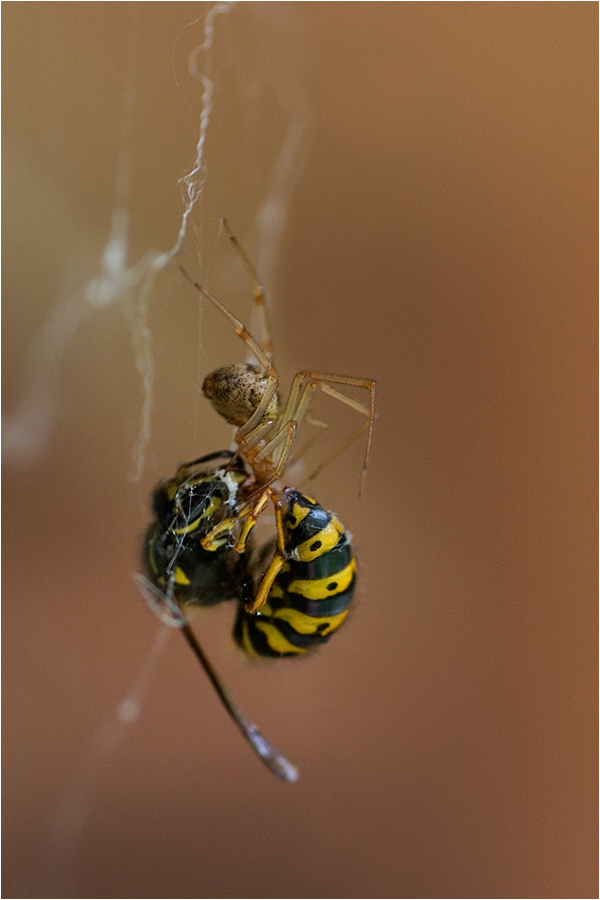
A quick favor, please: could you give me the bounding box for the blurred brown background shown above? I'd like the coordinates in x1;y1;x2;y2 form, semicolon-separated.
3;3;597;898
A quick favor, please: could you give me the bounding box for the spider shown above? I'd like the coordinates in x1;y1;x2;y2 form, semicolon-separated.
180;218;376;611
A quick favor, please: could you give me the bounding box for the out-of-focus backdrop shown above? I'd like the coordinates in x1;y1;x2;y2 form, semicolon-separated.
3;4;596;897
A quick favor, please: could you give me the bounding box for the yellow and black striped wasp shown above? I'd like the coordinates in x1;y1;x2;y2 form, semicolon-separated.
140;220;376;781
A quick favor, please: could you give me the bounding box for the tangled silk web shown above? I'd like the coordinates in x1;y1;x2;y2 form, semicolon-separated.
4;2;313;482
6;4;313;889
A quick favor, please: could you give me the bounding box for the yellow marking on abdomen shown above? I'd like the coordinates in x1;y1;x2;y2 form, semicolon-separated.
287;558;356;601
174;566;191;585
254;620;309;655
240;619;260;657
271;605;349;636
295;521;343;561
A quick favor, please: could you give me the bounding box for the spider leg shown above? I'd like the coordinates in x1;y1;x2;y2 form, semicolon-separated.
234;382;279;441
180;267;280;441
278;370;377;491
242;489;288;614
304;418;370;484
199;423;294;558
180;268;275;378
234;422;296;553
199;485;285;614
287;415;328;468
253;420;297;474
313;382;373;418
220;218;273;362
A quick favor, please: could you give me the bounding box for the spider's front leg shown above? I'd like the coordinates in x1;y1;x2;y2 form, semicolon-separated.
243;490;288;615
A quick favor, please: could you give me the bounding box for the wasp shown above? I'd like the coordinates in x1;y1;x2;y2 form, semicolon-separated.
140;220;376;781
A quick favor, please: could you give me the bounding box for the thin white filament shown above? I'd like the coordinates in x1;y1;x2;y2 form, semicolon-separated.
3;3;234;474
40;626;171;895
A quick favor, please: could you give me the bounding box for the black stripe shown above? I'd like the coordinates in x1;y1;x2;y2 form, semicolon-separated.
268;578;355;618
283;490;332;548
286;507;331;548
270;616;333;649
234;605;338;656
233;611;299;657
284;537;353;581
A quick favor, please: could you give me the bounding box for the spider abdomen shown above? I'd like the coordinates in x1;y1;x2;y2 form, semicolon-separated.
203;363;279;427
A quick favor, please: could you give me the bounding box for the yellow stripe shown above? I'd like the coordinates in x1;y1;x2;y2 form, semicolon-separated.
295;520;343;561
289;501;312;528
254;620;308;655
174;566;190;585
172;516;202;536
271;605;349;636
287;557;356;600
240;619;260;657
172;494;221;535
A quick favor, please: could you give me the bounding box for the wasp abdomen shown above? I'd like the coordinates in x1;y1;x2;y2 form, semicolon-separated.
235;489;356;657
